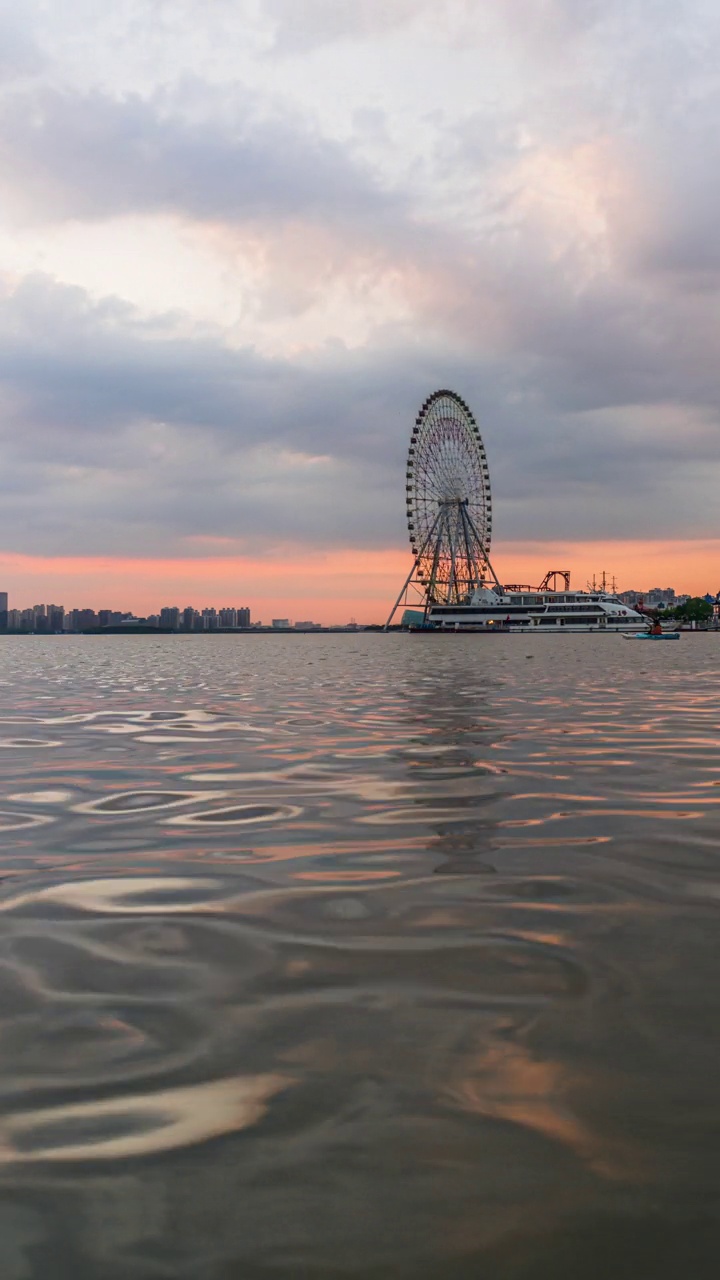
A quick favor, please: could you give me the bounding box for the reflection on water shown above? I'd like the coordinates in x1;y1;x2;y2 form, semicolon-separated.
0;633;719;1278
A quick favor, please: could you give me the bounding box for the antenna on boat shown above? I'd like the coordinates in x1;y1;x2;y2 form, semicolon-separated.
587;571;617;594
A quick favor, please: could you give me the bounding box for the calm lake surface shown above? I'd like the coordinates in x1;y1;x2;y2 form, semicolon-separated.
0;632;719;1279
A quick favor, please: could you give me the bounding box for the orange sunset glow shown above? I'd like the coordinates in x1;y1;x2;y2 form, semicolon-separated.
2;540;718;624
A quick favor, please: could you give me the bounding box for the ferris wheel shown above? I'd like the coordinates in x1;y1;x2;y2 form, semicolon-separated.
386;390;500;625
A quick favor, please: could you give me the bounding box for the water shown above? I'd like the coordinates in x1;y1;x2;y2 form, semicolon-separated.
0;632;719;1279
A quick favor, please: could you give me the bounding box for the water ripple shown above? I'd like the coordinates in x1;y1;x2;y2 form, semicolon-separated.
0;634;719;1275
0;1074;293;1163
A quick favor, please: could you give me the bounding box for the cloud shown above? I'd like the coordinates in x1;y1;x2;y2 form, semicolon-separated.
264;0;435;51
0;274;421;557
262;0;653;57
0;1;43;83
2;265;720;567
0;85;403;230
612;119;720;281
1;0;720;579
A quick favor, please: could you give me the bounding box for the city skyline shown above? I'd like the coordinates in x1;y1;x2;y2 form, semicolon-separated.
3;600;255;631
1;600;359;632
3;574;717;633
0;596;358;632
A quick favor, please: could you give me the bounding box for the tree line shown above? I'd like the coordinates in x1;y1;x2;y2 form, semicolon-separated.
656;597;714;624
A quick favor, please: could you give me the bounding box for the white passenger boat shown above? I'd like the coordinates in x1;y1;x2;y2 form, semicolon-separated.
427;586;647;633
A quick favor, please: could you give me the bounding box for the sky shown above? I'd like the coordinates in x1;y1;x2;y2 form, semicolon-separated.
1;0;719;622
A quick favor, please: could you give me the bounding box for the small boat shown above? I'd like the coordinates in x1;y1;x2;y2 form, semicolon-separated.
623;632;680;640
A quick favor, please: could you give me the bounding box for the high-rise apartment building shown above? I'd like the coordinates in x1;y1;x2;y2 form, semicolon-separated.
2;597;255;631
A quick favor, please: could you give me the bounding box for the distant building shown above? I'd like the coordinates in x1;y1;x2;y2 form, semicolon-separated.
182;606;196;631
272;619;291;629
219;608;237;628
0;591;7;630
619;587;678;610
201;608;218;630
47;604;65;631
160;606;180;629
238;607;250;628
294;621;321;630
645;587;676;607
6;609;20;631
62;608;98;631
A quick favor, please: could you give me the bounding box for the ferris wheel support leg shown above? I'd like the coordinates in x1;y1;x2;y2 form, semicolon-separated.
484;555;503;591
462;505;502;590
425;507;447;619
384;509;444;630
384;564;419;630
457;502;476;595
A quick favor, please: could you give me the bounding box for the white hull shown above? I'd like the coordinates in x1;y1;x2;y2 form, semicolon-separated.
431;624;643;633
426;586;647;634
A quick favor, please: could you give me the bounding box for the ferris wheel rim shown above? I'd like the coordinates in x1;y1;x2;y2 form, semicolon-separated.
405;389;492;564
